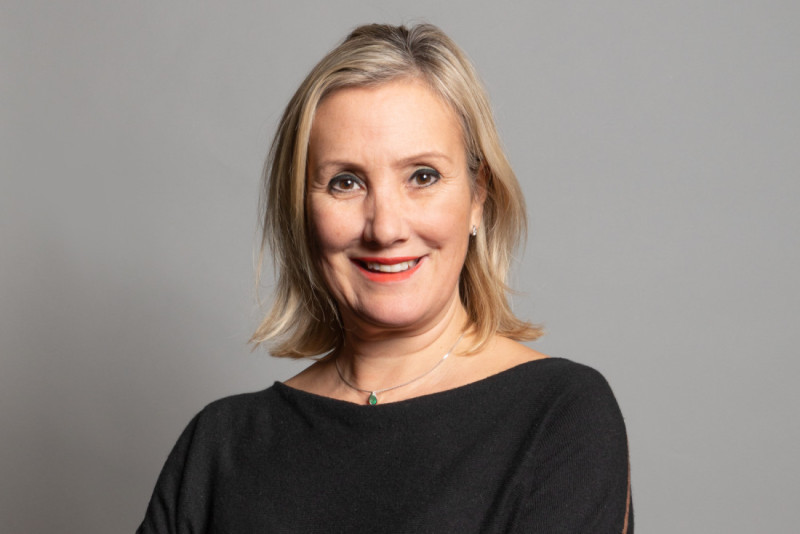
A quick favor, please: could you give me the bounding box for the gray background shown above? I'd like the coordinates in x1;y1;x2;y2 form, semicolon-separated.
2;1;798;532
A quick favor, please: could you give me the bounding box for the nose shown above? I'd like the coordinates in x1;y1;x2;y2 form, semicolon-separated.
362;183;409;247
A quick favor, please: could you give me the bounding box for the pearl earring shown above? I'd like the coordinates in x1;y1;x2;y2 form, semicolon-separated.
471;225;478;236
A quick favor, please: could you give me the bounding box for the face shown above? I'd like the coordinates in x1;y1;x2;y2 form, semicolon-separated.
307;78;484;334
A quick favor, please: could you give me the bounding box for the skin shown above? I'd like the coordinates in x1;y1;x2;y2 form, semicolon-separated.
286;78;545;403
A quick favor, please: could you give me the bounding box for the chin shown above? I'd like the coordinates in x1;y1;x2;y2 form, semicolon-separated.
355;309;429;332
348;295;454;333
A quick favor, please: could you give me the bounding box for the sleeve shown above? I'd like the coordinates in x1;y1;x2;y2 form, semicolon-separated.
518;366;633;533
136;411;212;534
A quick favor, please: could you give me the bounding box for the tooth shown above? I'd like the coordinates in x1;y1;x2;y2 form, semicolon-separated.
365;260;416;273
393;262;409;272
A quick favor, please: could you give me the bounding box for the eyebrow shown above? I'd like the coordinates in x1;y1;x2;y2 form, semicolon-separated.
314;151;454;174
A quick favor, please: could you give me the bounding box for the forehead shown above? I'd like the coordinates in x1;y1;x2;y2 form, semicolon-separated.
308;78;465;168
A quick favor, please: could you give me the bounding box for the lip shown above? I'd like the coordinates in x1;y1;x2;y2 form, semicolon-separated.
351;256;424;282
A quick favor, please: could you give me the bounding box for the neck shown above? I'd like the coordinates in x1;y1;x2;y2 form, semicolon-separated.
334;298;469;398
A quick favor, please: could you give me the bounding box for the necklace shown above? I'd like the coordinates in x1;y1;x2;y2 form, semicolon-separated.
334;334;464;405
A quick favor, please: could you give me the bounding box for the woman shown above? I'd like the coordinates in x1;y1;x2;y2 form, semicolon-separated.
138;23;632;533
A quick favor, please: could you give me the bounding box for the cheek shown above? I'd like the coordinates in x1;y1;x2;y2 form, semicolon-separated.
308;212;350;294
416;207;472;261
309;202;352;256
425;193;474;234
308;200;333;248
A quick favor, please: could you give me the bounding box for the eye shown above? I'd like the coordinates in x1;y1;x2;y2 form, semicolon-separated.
329;174;363;193
410;168;440;188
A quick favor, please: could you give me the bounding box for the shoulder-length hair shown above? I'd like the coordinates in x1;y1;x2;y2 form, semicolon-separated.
250;23;542;358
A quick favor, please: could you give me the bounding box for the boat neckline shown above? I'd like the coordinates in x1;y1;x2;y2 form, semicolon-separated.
273;357;566;409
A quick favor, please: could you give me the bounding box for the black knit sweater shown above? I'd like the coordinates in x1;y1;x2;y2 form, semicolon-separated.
137;358;632;533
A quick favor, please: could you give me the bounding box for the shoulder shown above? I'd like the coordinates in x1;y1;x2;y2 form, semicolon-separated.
479;337;616;399
524;357;617;396
462;337;624;418
522;357;623;417
458;335;546;385
491;356;627;440
199;387;274;418
171;387;283;450
149;387;284;490
521;358;629;462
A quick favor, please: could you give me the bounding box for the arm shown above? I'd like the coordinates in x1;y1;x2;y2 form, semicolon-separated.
136;412;208;534
518;366;632;533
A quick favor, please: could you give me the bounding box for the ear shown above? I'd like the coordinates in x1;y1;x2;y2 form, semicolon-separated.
470;165;488;230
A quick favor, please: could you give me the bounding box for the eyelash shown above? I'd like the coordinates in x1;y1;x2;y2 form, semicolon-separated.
327;168;441;193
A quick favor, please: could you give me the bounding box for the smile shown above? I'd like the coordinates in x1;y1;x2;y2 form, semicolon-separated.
364;259;419;273
352;256;424;282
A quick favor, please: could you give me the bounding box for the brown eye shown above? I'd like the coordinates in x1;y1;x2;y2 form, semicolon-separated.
329;174;363;193
411;168;440;187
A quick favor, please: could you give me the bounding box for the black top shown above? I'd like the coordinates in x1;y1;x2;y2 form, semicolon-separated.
137;358;632;533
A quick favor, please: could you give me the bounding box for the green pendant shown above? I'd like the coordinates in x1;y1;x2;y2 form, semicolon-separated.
368;392;378;405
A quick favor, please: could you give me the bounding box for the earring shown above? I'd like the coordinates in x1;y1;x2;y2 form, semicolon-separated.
471;225;478;236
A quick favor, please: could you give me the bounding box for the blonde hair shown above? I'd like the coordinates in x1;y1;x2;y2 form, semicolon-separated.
251;23;542;358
